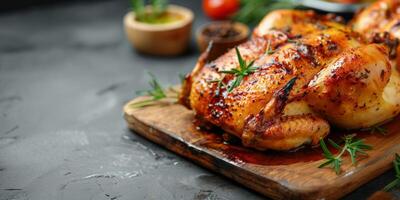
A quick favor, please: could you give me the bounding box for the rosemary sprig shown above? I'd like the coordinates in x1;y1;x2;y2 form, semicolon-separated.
219;47;258;92
319;134;372;174
384;154;400;191
369;125;388;135
233;0;300;25
360;124;388;135
319;139;342;174
130;73;177;108
131;0;168;23
132;0;145;18
151;0;167;16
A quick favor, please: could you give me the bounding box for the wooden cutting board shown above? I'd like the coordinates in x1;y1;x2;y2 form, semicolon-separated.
123;96;400;200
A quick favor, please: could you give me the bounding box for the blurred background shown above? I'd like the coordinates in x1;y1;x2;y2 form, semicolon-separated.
1;0;399;200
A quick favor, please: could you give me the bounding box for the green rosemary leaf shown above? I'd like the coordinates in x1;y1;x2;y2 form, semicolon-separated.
131;72;176;108
328;139;341;150
220;69;240;74
384;179;400;192
235;47;245;70
362;124;388;135
333;158;342;175
247;60;255;68
219;47;258;92
130;99;158;108
132;0;169;22
247;66;258;73
232;0;300;25
208;79;221;83
318;135;372;175
318;159;334;168
345;136;371;165
132;0;145;20
152;0;167;16
356;149;368;156
383;154;400;191
147;72;166;100
318;139;342;174
348;148;357;165
227;75;243;92
320;139;334;159
371;125;388;135
395;153;400;175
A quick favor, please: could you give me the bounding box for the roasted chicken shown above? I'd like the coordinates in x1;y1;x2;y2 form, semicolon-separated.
180;1;400;151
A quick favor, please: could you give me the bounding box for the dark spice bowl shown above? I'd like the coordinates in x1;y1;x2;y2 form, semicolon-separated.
196;21;250;61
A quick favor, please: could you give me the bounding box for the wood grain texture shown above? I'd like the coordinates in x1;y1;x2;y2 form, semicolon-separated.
124;97;400;200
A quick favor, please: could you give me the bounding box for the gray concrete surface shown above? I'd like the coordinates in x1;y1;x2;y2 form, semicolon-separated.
0;0;399;199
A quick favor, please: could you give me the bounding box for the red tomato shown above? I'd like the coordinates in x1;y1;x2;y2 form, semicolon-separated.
203;0;240;20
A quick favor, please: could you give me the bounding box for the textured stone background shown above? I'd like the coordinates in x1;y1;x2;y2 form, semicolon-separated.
0;0;399;199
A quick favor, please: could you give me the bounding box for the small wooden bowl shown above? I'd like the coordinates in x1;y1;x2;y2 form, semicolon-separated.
124;5;194;56
196;21;249;61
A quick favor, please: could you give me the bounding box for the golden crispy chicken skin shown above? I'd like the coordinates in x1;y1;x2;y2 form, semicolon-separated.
180;6;400;151
351;0;400;126
351;0;400;38
352;0;400;70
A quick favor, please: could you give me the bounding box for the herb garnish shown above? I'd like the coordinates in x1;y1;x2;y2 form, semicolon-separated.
319;134;372;174
360;124;388;135
368;125;388;135
233;0;300;25
130;72;178;108
384;153;400;191
219;47;258;92
131;0;169;24
132;0;145;18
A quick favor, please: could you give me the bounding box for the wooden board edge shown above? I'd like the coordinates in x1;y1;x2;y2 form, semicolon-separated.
124;109;334;200
123;100;399;200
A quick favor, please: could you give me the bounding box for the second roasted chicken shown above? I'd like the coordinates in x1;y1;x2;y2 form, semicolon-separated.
180;2;400;151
